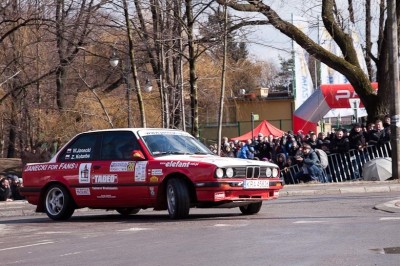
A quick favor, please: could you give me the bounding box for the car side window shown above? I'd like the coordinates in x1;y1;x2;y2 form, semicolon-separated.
100;131;141;160
59;133;98;161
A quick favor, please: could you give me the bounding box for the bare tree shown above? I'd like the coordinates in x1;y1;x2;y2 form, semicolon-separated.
217;0;396;121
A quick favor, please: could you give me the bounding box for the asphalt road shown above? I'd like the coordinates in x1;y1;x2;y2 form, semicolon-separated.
1;192;400;266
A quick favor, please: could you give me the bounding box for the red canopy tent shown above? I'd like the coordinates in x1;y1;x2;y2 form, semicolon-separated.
231;120;285;141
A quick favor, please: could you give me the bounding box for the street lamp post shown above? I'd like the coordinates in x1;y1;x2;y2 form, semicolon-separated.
109;51;132;127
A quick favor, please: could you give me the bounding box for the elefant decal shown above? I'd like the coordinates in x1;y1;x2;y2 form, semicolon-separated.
149;176;158;183
151;169;163;176
134;161;148;182
110;162;136;172
25;163;78;172
75;188;90;196
160;161;199;168
92;174;118;184
79;163;91;183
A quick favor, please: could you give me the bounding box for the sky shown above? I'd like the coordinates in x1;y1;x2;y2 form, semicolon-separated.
239;0;380;66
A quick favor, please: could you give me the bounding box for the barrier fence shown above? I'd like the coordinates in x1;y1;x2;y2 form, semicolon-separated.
281;142;392;184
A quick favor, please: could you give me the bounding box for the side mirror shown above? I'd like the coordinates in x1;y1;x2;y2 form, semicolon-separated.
131;150;146;161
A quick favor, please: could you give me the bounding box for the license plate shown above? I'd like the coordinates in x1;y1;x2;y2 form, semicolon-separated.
244;179;269;189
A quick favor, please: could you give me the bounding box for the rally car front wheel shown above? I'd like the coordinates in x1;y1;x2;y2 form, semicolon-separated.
166;178;190;219
239;202;262;215
44;184;75;221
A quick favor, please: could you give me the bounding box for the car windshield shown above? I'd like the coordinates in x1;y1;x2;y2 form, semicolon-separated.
139;131;213;157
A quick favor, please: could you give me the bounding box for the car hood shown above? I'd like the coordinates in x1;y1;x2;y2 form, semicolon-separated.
154;154;278;168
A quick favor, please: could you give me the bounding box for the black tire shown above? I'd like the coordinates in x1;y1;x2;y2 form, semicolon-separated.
239;202;262;215
116;208;140;216
44;184;75;221
166;178;190;219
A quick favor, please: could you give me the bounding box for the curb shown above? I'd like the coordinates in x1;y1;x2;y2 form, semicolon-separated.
280;181;400;197
374;198;400;213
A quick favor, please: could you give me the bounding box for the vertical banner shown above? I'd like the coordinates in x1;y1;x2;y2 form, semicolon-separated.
293;16;315;110
349;23;368;74
319;27;348;84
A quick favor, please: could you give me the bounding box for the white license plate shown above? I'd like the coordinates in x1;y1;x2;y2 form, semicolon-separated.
244;179;269;189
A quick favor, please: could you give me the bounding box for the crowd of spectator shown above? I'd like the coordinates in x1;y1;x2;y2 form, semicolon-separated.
212;117;391;183
0;174;25;201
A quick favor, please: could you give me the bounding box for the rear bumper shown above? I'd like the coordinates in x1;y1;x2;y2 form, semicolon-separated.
20;187;41;206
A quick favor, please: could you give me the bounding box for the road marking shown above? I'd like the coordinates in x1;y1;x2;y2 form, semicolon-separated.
38;231;72;234
60;252;81;257
214;223;248;227
117;228;150;232
379;217;400;221
0;241;54;252
294;221;326;224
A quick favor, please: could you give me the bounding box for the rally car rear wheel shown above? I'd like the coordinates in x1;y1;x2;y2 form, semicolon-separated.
166;178;190;219
239;202;262;215
44;184;75;220
116;208;140;216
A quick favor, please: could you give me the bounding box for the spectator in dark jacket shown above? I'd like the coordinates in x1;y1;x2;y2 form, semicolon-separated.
349;123;366;151
330;129;350;154
369;119;390;146
0;176;13;201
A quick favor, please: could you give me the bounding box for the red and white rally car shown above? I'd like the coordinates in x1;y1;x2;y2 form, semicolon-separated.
21;128;283;220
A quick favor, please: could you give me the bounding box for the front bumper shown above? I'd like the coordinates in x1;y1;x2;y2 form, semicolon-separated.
194;180;283;202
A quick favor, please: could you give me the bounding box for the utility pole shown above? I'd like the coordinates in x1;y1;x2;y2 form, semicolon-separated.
387;0;400;181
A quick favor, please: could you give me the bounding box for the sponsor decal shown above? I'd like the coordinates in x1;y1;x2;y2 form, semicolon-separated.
97;195;116;199
134;161;147;182
149;176;158;183
92;174;118;184
149;187;156;197
79;163;91;183
127;162;135;171
92;187;118;191
140;131;187;136
151;169;163;176
59;163;78;170
110;161;135;172
214;192;225;201
72;148;92;153
24;163;78;172
160;161;199;168
76;188;90;196
74;154;91;159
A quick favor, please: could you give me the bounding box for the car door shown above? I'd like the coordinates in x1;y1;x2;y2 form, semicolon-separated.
93;131;149;207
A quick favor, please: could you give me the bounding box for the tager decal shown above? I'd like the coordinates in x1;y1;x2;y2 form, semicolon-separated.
134;161;148;182
75;188;90;196
110;162;135;172
79;163;91;183
92;174;118;184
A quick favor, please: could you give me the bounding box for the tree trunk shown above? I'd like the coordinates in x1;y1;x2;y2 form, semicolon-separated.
185;0;199;138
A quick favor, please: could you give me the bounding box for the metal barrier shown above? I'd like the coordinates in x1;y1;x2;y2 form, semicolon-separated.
281;142;392;184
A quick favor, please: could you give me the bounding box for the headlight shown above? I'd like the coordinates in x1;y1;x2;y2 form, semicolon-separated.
266;168;272;177
215;168;224;178
272;168;279;177
226;168;234;178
